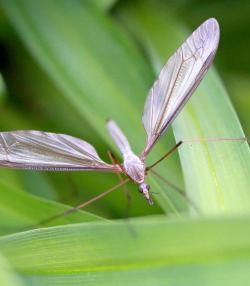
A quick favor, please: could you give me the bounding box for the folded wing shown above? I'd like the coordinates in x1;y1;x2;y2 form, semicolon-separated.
0;131;120;172
142;18;220;157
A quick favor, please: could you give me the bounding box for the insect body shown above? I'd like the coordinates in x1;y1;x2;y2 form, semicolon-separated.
0;18;220;204
107;120;151;203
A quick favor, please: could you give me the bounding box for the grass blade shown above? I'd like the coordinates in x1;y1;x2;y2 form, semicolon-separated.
0;216;250;285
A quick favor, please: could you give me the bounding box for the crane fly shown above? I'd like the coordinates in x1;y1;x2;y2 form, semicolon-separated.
0;18;243;210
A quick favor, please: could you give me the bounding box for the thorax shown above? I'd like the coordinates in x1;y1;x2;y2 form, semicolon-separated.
123;151;145;183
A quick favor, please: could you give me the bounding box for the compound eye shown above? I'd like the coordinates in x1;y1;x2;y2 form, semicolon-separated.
146;184;151;191
138;186;143;193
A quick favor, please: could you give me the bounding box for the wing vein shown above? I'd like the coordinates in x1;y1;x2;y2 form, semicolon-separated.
141;18;220;157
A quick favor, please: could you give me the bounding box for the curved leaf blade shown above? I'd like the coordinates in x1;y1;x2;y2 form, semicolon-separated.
0;217;250;285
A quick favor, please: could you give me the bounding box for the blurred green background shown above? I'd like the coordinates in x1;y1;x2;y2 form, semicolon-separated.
0;0;249;285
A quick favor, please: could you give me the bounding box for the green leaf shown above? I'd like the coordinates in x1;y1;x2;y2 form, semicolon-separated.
0;178;103;235
117;0;250;214
0;253;25;286
92;0;117;12
0;216;250;285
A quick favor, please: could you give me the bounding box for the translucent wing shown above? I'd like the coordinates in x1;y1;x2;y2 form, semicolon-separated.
0;131;120;172
107;120;133;156
142;18;220;157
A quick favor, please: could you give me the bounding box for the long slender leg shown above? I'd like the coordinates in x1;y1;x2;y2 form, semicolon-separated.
146;141;183;171
107;151;132;217
107;151;137;237
107;151;129;192
149;168;200;214
146;137;249;171
145;137;248;213
182;137;249;144
37;153;131;228
38;179;129;226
